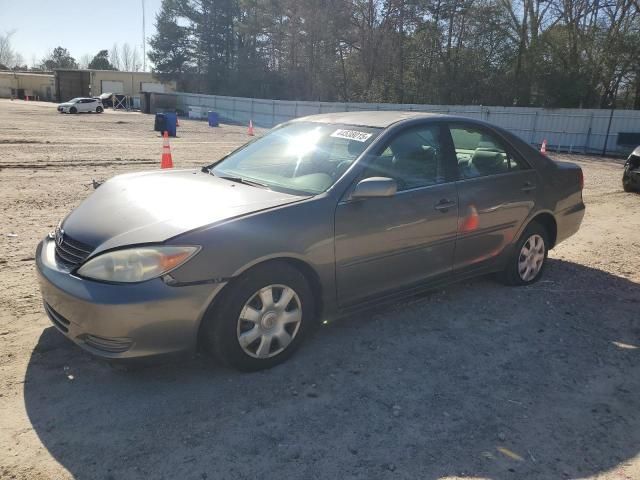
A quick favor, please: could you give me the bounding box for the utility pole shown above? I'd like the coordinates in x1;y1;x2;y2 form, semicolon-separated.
142;0;146;71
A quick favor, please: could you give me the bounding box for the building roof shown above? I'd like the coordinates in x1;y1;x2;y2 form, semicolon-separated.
293;110;447;128
53;68;155;74
0;70;54;77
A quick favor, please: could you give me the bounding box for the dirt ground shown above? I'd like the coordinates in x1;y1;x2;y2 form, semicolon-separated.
0;99;639;480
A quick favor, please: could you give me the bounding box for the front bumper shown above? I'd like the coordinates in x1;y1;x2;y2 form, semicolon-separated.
36;237;225;359
624;168;640;189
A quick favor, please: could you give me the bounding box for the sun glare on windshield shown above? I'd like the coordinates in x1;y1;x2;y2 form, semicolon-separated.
284;127;323;157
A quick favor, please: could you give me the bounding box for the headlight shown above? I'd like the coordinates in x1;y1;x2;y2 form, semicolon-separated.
77;246;199;283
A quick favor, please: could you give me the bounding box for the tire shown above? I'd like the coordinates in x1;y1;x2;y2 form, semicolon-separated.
69;107;77;114
96;106;103;113
201;261;316;371
498;222;549;286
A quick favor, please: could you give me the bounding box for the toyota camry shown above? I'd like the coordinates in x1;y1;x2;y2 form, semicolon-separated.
36;112;585;371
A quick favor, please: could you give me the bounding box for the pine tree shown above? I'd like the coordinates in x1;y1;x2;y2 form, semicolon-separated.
148;0;194;84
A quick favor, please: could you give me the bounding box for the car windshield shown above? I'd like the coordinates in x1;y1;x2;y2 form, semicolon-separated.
68;98;82;103
210;122;382;195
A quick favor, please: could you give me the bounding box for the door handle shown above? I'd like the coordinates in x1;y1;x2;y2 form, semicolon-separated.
434;199;456;212
521;182;537;192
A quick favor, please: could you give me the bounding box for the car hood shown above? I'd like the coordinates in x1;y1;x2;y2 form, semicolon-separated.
61;169;306;255
58;103;74;107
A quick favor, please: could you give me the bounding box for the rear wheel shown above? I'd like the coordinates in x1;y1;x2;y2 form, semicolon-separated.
69;106;77;114
96;106;103;113
201;261;316;371
499;222;549;286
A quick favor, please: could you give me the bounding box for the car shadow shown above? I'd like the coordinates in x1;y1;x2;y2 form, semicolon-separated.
23;259;640;479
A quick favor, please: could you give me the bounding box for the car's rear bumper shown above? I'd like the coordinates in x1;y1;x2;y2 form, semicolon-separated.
555;201;585;245
36;237;225;359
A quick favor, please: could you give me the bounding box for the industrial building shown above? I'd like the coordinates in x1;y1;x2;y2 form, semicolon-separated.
54;69;176;102
0;71;55;100
0;69;176;104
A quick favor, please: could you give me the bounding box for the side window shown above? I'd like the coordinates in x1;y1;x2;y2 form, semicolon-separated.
449;125;521;179
364;125;448;191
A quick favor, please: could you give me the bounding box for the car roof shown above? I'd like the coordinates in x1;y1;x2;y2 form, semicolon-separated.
292;111;452;128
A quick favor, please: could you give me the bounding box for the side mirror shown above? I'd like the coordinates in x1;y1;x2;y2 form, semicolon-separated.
351;177;397;199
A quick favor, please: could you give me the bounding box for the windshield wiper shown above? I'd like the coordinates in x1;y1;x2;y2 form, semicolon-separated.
218;175;270;190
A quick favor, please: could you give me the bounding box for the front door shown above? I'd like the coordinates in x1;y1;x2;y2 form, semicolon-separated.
447;123;537;272
335;123;459;306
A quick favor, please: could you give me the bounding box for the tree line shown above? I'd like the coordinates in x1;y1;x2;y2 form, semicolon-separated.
0;32;143;73
148;0;640;109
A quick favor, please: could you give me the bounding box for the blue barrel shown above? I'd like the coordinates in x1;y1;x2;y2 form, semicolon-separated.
208;111;219;127
163;112;177;137
154;113;166;132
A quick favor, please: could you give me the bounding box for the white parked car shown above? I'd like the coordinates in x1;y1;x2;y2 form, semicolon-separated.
57;97;104;114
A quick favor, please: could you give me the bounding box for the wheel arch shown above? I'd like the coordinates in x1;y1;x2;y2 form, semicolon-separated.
195;256;325;345
525;211;558;249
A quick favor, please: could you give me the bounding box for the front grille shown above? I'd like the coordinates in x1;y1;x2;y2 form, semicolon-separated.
55;233;93;269
44;303;70;333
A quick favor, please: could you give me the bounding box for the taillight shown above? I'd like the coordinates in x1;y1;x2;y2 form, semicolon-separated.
579;169;584;189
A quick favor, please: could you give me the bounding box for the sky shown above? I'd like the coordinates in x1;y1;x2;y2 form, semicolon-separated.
0;0;162;68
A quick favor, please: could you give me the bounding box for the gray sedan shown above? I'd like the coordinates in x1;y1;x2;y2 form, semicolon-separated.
36;112;585;371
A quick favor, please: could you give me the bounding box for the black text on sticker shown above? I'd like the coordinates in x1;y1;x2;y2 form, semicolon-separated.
330;129;373;142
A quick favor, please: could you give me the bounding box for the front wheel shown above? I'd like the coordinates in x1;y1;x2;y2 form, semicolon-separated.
96;106;103;113
498;222;549;286
69;107;77;114
201;262;316;371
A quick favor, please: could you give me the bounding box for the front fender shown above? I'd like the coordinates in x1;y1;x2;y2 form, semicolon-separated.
167;196;338;310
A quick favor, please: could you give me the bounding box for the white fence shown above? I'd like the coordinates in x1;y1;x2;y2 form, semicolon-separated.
174;92;640;155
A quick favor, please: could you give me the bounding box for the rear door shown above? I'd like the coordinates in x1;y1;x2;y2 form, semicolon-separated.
334;122;459;305
79;99;93;112
446;122;537;272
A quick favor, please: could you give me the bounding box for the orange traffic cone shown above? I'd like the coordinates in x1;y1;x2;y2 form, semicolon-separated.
248;120;255;136
161;131;174;169
540;139;547;154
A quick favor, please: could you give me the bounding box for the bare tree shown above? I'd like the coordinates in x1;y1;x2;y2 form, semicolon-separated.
110;43;121;70
0;30;17;67
13;52;25;69
79;53;92;69
121;42;132;70
131;45;142;71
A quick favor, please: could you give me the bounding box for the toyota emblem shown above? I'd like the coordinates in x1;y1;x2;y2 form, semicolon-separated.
56;229;65;247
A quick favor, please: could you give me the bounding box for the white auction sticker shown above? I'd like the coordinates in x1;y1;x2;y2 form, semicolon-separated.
330;129;373;142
